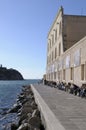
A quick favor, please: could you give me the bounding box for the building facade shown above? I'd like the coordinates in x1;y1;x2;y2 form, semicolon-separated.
46;6;86;86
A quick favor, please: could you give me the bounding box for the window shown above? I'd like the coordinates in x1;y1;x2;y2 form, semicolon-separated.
52;51;53;61
49;74;50;80
55;29;57;41
66;56;70;68
81;64;84;80
49;55;50;63
63;69;65;80
59;43;61;56
52;35;54;46
59;22;62;35
47;57;48;64
55;47;57;59
58;71;60;80
85;62;86;80
51;72;53;80
54;72;56;79
70;67;74;80
49;39;51;48
50;54;51;63
47;43;49;52
74;49;80;67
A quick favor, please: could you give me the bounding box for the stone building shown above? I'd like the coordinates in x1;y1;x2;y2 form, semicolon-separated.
46;6;86;86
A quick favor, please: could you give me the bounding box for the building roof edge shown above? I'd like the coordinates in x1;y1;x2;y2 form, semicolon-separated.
47;6;64;38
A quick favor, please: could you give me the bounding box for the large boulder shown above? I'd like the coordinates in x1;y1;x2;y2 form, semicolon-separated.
17;123;30;130
29;117;41;129
11;123;18;130
8;104;21;113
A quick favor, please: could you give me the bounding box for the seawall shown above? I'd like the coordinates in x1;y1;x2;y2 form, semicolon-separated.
31;84;65;130
31;83;86;130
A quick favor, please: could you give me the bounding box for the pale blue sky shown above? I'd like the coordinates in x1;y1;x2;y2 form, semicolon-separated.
0;0;86;79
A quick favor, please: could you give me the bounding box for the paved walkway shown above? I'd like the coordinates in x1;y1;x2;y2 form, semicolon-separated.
32;84;86;130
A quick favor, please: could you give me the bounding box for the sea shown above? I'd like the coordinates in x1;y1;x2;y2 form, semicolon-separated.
0;79;40;130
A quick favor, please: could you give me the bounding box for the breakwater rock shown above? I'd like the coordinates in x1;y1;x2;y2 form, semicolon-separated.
9;85;44;130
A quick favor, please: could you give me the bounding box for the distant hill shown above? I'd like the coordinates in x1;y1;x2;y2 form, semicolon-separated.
0;67;24;80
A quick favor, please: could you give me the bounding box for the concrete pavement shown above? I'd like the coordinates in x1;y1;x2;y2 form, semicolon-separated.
31;84;86;130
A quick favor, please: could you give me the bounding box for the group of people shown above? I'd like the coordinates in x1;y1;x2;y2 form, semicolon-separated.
58;82;86;97
45;80;86;98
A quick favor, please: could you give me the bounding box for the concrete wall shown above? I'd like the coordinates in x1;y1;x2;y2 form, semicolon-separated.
58;37;86;86
63;15;86;51
47;36;86;86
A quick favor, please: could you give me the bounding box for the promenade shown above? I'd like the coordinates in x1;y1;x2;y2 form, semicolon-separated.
31;84;86;130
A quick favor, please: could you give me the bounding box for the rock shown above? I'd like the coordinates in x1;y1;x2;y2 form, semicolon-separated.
18;95;25;101
32;109;40;117
17;112;21;116
22;85;26;88
23;101;37;110
31;101;37;110
21;99;28;105
40;124;45;130
17;107;22;113
17;123;30;130
8;85;44;130
11;123;18;130
23;102;31;107
29;117;41;129
30;95;34;100
19;114;28;125
21;107;33;115
27;113;32;119
0;108;9;115
8;104;21;113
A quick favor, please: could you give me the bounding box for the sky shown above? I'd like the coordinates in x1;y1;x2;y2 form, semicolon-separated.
0;0;86;79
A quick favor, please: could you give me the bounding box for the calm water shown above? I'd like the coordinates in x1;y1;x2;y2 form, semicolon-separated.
0;80;39;130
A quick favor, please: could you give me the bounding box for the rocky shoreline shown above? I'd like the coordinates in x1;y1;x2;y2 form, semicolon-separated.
8;85;45;130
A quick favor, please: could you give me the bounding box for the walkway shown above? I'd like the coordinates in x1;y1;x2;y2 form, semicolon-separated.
31;84;86;130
